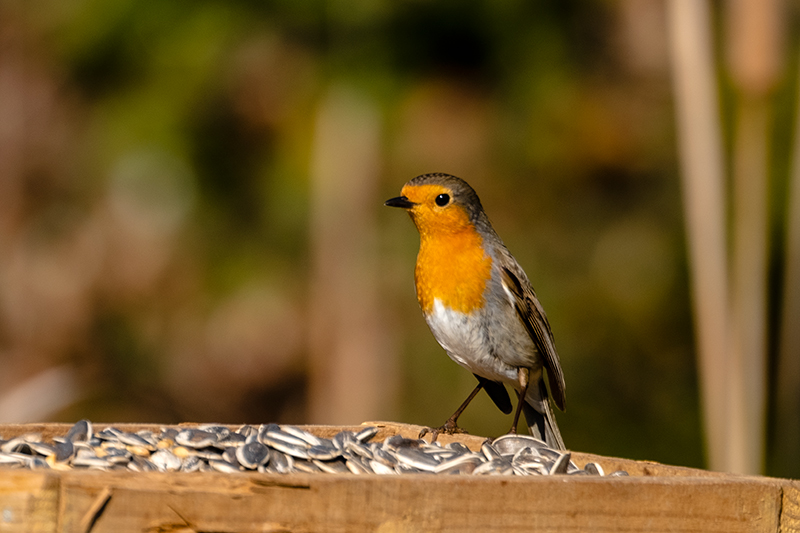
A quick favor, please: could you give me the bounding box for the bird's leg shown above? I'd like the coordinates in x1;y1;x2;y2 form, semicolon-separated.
509;368;530;434
419;382;484;442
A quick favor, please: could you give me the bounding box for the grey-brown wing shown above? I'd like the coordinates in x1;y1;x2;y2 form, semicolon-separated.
499;264;566;411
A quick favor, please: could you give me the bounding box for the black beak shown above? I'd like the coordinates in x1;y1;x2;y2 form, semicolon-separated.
385;196;415;209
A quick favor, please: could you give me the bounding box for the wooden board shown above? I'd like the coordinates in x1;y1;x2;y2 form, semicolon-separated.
0;422;797;533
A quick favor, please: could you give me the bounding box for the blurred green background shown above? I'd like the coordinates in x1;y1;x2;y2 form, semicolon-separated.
0;0;796;476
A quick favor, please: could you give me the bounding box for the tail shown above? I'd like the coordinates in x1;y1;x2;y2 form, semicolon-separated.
522;380;565;450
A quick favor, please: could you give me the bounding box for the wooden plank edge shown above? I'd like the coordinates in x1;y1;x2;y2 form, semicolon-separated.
52;471;793;533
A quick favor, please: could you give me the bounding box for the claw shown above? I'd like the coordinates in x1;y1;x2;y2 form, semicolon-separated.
419;419;469;443
418;426;439;441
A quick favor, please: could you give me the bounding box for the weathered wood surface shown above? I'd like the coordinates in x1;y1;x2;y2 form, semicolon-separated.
0;422;797;533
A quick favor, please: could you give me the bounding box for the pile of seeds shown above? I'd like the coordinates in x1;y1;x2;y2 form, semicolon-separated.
0;420;627;476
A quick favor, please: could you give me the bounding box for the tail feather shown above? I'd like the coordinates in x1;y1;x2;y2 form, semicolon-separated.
522;381;565;450
476;375;513;415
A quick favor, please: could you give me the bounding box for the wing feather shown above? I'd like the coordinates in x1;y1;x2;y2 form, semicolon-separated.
499;264;566;411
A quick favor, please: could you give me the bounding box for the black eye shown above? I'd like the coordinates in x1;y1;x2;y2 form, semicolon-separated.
435;194;450;207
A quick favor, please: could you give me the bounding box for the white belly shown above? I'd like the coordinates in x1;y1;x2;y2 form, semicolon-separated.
425;299;519;384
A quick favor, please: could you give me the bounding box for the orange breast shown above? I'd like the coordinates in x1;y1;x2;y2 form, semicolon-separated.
414;225;493;314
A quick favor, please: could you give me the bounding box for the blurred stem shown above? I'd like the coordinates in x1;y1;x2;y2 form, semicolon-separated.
308;84;391;424
774;54;800;478
666;0;730;472
728;98;770;475
725;0;781;475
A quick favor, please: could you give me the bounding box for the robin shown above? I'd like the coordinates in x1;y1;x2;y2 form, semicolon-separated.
385;173;566;449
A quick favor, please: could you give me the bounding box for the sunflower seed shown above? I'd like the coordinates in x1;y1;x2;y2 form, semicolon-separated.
480;441;502;462
281;425;323;446
150;450;182;472
549;452;571;475
209;459;240;473
307;443;341;460
175;429;217;449
394;447;438;472
269;451;294;474
0;421;627;478
584;462;604;476
236;441;270;469
66;420;92;443
354;426;379;443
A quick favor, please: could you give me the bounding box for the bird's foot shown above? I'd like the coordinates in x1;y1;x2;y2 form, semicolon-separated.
419;419;469;443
